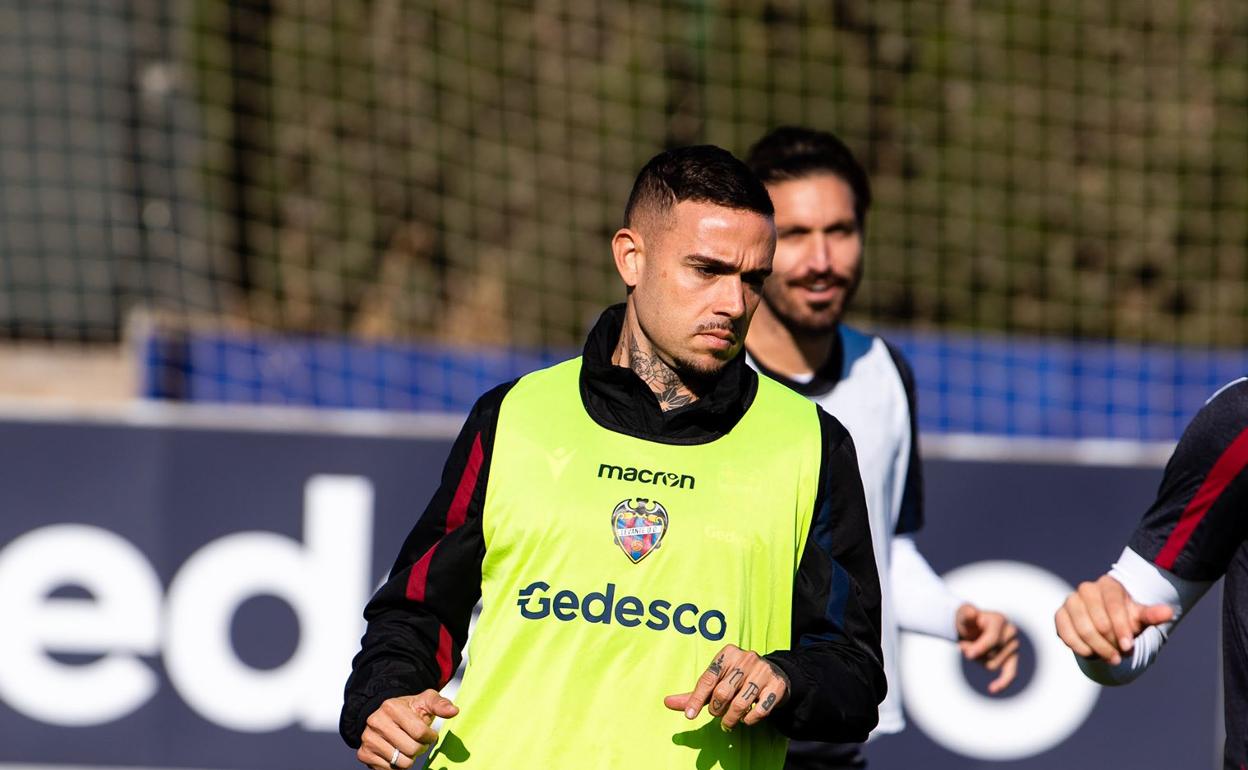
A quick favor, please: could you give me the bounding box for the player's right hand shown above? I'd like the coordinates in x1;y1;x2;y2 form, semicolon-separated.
356;690;459;770
1054;574;1174;665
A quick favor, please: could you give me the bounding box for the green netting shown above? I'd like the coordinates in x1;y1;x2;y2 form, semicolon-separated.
2;1;1247;346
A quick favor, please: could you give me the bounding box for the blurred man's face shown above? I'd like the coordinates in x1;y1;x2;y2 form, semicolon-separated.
621;200;775;378
762;173;863;334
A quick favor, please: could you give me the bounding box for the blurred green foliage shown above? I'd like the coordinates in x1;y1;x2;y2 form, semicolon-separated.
188;0;1248;347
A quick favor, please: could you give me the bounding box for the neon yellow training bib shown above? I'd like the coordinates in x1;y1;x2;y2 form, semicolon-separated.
427;358;823;770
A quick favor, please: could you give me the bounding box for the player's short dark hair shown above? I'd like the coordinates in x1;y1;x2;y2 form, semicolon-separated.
746;126;872;231
624;145;773;227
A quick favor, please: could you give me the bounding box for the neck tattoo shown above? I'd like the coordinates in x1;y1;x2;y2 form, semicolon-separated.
624;328;697;411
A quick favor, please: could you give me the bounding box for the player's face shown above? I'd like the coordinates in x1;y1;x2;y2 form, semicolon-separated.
629;200;776;377
762;174;864;334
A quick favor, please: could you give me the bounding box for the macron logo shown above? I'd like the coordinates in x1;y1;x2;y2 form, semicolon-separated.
597;463;695;490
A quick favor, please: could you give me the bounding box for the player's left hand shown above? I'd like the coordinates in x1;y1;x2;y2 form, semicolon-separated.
663;644;790;731
955;603;1020;694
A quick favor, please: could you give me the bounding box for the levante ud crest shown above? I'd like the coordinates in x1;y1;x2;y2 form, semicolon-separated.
611;498;668;564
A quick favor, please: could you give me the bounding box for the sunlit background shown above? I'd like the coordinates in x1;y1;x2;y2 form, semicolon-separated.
1;2;1244;769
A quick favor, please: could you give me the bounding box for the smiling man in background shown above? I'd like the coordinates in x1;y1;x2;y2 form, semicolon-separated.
745;127;1020;769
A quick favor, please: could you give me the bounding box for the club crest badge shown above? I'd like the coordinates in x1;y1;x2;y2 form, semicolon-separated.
611;498;668;564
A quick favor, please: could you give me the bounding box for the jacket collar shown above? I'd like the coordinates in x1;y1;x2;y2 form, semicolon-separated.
579;304;757;444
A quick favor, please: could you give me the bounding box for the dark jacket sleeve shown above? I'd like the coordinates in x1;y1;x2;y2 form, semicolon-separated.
1128;378;1248;581
764;407;886;742
339;381;513;749
884;340;924;535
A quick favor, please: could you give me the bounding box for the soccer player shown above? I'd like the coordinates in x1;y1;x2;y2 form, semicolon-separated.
1055;377;1247;768
743;127;1020;769
340;145;886;770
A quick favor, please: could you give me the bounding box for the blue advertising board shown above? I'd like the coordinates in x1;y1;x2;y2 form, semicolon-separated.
0;409;1222;769
138;325;1248;442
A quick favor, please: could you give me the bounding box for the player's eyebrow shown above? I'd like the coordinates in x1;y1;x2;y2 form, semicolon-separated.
777;218;857;237
685;253;771;282
684;253;730;270
776;224;812;237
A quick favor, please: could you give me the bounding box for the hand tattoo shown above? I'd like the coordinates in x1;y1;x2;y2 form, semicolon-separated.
741;683;759;703
764;660;789;689
711;698;723;712
708;654;725;676
762;660;789;711
727;669;744;688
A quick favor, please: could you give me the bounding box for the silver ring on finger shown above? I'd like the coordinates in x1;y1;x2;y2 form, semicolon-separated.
389;747;402;769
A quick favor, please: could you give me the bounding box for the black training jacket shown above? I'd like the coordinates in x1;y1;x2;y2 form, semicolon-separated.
340;304;885;747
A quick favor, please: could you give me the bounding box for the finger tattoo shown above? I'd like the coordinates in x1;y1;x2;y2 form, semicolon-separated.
741;683;759;702
728;669;744;688
708;654;725;676
711;698;723;712
764;660;789;687
760;693;776;711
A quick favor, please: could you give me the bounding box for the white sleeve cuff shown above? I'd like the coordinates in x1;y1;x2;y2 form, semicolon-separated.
890;535;964;641
1074;546;1212;685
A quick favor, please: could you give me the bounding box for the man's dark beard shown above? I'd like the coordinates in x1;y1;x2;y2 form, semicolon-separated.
669;351;732;395
781;308;840;337
763;274;858;335
767;295;844;337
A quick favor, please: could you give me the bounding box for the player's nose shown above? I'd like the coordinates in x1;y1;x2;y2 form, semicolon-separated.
808;234;833;273
713;275;747;319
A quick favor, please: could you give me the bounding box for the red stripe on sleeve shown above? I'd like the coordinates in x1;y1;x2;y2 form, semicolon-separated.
446;432;484;533
405;541;439;602
402;430;486;682
1156;426;1248;570
403;430;484;601
435;625;455;686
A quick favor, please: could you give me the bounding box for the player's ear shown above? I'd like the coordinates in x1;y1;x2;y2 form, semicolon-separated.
612;227;643;289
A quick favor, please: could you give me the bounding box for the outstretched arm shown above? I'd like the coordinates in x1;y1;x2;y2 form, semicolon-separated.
892;536;1019;693
1056;546;1210;685
1057;379;1248;684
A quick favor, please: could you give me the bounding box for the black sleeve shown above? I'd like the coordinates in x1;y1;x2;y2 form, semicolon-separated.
884;340;924;535
764;407;886;742
1129;378;1248;581
338;381;514;749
